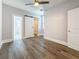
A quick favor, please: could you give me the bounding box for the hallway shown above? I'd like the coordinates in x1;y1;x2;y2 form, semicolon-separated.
0;36;79;59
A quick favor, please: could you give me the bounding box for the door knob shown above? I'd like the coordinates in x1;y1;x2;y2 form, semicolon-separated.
68;30;71;32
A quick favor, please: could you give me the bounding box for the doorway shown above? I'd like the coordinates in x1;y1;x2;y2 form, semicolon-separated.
13;15;23;40
24;16;44;38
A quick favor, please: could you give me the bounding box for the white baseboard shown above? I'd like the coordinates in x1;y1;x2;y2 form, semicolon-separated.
68;45;79;51
0;41;3;49
44;37;79;51
23;37;27;39
44;37;67;46
2;39;13;44
0;39;13;49
23;36;34;39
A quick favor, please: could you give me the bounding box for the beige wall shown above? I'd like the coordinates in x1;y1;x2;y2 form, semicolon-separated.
2;4;36;40
44;0;79;42
34;17;38;36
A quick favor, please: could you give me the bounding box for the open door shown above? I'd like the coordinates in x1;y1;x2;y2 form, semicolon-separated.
24;16;43;38
25;17;34;38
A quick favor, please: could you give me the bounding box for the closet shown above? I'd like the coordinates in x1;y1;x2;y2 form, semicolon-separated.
68;8;79;51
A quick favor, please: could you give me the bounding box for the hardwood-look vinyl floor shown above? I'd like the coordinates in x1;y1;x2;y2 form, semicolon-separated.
0;36;79;59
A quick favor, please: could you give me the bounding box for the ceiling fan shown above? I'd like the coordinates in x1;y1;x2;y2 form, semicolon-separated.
25;0;49;6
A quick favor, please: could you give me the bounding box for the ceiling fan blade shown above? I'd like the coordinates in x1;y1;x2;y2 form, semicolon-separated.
39;1;49;4
25;3;34;5
35;0;38;2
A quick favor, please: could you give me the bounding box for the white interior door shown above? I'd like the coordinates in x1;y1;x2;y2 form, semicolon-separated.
25;17;34;38
68;8;79;51
14;16;23;40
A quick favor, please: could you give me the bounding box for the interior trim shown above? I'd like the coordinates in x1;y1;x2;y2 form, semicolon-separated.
2;39;13;44
44;36;67;46
0;41;3;49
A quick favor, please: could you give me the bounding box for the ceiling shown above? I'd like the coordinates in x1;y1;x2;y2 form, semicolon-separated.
3;0;78;15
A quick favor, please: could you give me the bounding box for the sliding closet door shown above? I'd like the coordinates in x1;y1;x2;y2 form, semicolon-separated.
25;17;34;38
68;8;79;51
0;0;2;44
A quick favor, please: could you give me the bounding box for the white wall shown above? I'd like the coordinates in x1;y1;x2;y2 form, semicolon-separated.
2;4;37;41
0;0;2;46
44;0;79;43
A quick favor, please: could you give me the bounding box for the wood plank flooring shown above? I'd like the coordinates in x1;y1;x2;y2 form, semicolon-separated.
0;36;79;59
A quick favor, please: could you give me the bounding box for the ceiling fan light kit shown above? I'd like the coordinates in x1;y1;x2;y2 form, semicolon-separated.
34;2;39;6
25;0;49;6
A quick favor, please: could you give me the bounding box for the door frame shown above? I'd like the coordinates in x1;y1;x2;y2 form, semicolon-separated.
12;14;23;40
24;16;34;38
67;8;79;51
